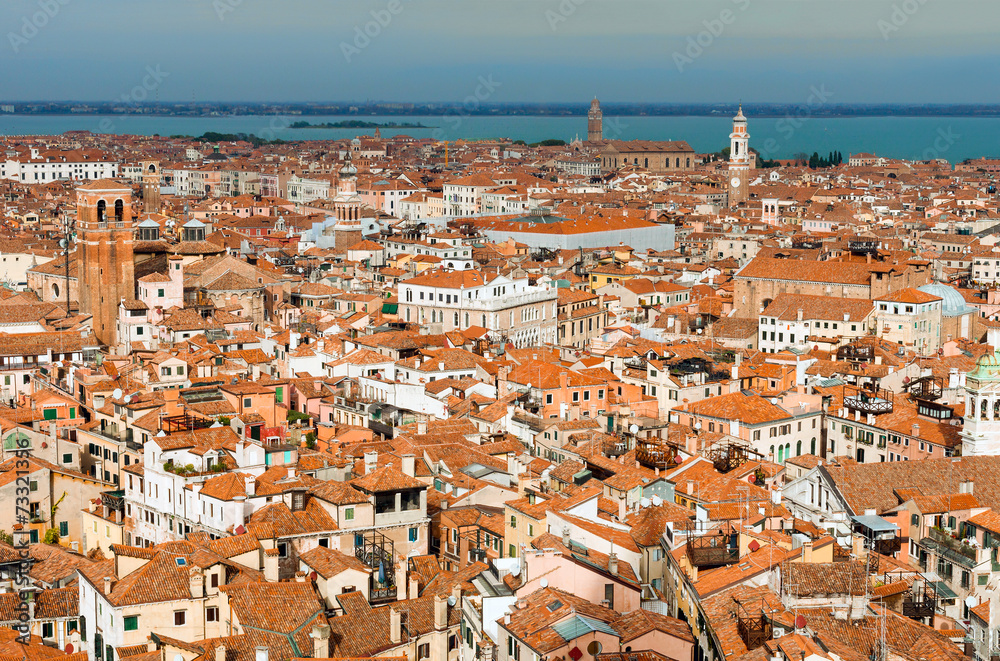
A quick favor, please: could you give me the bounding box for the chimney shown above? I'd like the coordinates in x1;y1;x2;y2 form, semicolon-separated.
562;526;570;547
103;577;112;594
390;607;402;644
451;584;462;609
796;308;803;322
310;624;331;658
364;451;378;474
409;575;420;600
802;540;813;563
911;424;920;439
189;566;204;598
244;474;256;497
417;420;427;435
608;552;619;576
264;550;279;582
255;647;269;661
687;480;695;496
88;499;97;513
401;454;415;477
961;479;974;495
852;534;867;561
215;646;226;661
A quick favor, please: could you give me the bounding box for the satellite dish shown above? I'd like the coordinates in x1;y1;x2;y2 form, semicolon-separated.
640;497;650;508
965;596;978;608
175;655;185;661
111;388;123;400
651;495;663;506
694;421;702;430
447;596;457;607
794;614;807;630
540;578;548;588
156;430;166;437
771;398;779;405
629;424;639;434
59;238;67;248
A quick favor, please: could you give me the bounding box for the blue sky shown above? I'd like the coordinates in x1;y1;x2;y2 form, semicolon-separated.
1;0;997;103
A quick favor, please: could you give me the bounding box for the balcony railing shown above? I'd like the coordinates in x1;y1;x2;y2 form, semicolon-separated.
928;527;978;561
687;532;739;568
844;383;893;415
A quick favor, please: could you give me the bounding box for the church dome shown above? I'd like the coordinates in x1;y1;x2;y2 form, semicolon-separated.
917;284;974;317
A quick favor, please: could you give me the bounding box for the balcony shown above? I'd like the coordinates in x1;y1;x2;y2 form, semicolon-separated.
636;437;682;472
687;531;739;568
902;582;937;620
927;526;978;562
736;600;772;652
355;530;398;604
844;383;893;415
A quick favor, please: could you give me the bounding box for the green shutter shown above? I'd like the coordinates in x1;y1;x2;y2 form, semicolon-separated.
43;408;57;420
69;407;76;419
275;387;283;404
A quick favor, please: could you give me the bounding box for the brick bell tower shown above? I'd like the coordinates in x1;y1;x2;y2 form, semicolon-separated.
587;97;603;143
75;180;136;346
141;160;161;213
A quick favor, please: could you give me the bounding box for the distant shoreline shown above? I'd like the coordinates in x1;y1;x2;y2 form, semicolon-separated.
289;120;436;129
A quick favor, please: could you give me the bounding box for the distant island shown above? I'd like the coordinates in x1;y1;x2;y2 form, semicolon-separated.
289;120;434;129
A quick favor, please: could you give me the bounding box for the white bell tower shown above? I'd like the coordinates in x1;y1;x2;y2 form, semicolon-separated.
961;348;1000;456
728;104;750;207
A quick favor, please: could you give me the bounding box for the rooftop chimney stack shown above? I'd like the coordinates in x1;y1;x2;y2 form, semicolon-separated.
434;594;447;630
390;608;402;644
608;553;619;576
364;451;378;474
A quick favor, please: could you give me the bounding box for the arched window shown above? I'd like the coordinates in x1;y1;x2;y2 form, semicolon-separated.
481;314;487;327
464;313;469;327
453;312;459;326
982;398;989;420
96;200;106;223
785;443;791;460
777;446;784;463
810;437;816;455
769;445;775;458
114;199;124;223
796;441;802;456
405;290;412;303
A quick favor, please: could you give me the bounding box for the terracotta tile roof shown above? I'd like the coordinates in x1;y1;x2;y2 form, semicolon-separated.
351;465;425;493
298;546;372;579
822;455;1000;515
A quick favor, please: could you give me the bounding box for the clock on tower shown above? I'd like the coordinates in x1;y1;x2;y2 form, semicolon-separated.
728;104;751;207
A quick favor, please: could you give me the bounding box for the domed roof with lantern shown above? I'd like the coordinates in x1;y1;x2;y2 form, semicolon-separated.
969;348;1000;381
339;151;357;178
